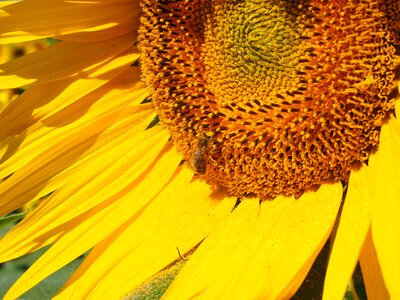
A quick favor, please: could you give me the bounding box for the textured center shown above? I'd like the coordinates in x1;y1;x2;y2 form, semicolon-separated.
203;1;304;106
139;0;400;199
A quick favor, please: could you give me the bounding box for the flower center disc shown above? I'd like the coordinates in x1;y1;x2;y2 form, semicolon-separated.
139;0;400;199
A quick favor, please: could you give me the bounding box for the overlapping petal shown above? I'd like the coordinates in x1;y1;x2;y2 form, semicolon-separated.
0;35;136;88
2;128;181;299
0;111;163;257
0;67;145;177
53;167;237;300
164;183;343;299
365;115;400;298
0;50;140;141
0;0;139;44
0;68;148;216
360;230;390;299
323;166;373;299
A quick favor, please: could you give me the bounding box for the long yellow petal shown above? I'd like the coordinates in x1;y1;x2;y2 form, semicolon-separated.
0;34;134;88
0;1;18;9
367;117;400;299
0;51;140;141
0;0;139;44
164;183;343;299
53;167;236;300
0;67;146;181
360;229;390;300
3;130;179;300
0;101;150;216
0;109;152;215
323;165;373;299
0;120;164;258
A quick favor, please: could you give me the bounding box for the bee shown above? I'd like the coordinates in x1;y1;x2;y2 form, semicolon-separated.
190;135;209;175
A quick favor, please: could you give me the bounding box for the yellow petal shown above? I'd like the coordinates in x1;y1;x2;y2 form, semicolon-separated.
0;51;140;141
52;167;236;300
367;117;400;299
0;0;139;44
0;67;146;183
0;122;166;259
164;183;343;299
0;34;135;88
323;165;373;299
0;99;150;216
0;1;18;9
3;131;181;300
360;229;390;300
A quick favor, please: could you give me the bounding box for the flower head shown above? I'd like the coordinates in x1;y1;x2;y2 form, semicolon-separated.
140;0;400;199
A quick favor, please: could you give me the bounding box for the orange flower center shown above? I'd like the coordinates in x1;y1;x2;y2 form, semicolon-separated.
139;0;400;199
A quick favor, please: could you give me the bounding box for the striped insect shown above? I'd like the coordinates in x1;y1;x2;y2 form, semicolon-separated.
190;135;209;175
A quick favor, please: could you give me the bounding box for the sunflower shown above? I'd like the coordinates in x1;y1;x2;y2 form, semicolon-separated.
0;0;399;299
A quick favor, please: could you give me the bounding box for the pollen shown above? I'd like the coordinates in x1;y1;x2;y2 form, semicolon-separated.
139;0;400;199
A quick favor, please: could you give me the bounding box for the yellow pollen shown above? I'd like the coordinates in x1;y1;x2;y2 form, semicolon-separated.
139;0;400;199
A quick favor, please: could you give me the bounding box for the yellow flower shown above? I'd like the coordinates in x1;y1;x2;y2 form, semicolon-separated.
0;1;399;299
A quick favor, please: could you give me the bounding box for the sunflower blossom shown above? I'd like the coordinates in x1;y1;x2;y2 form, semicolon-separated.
0;0;399;299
